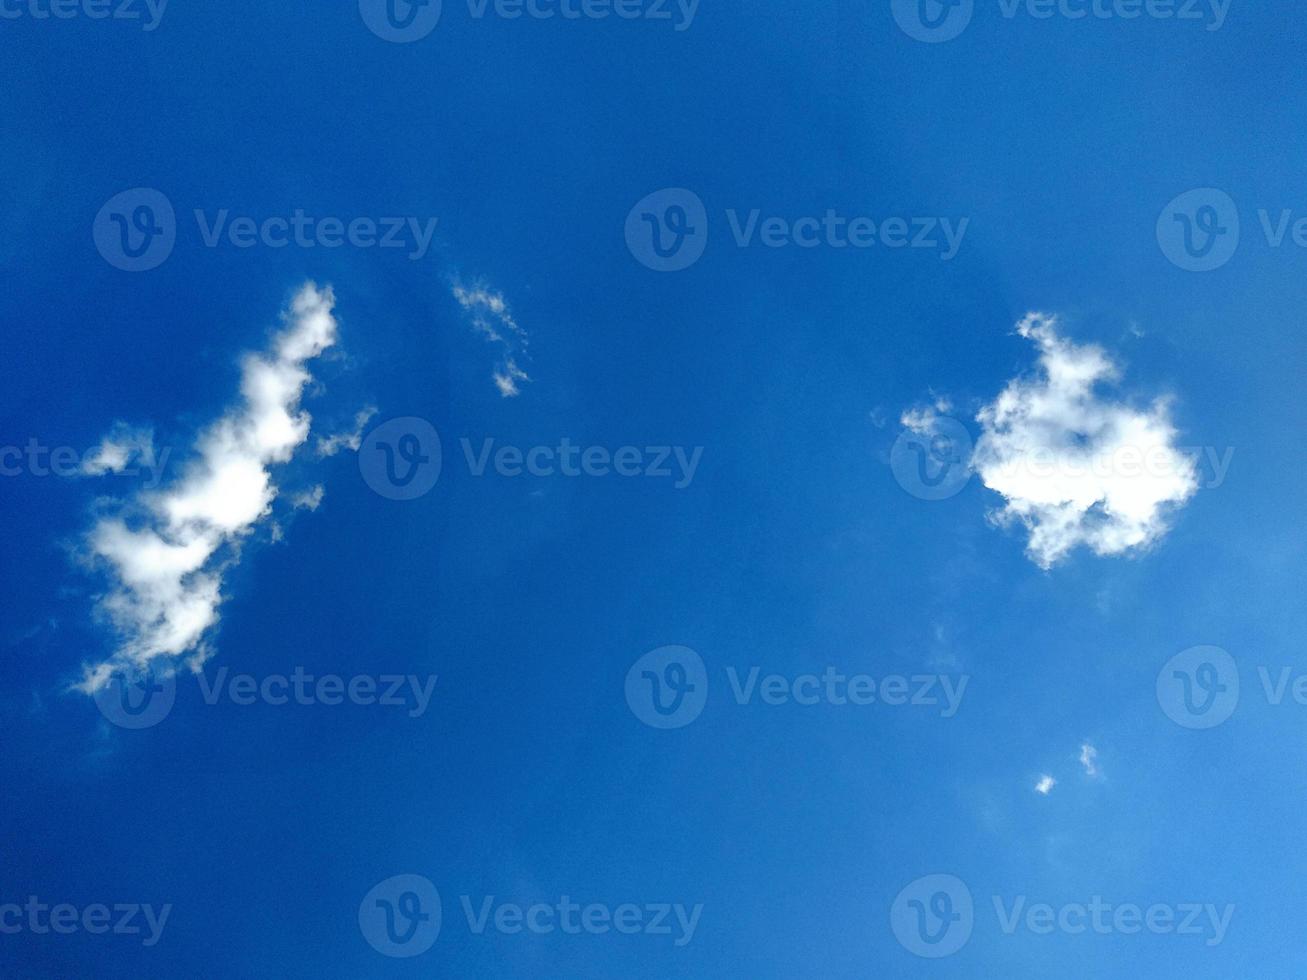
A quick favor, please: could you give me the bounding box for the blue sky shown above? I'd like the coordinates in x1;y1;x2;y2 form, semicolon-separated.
2;2;1306;977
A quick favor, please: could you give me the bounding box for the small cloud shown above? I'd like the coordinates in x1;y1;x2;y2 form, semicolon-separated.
973;313;1198;568
316;406;377;457
81;424;157;476
1079;742;1101;779
493;358;530;398
900;405;945;436
1035;775;1056;796
290;485;325;512
453;280;531;397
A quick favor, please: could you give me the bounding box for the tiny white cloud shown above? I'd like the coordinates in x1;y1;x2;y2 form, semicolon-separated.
1079;742;1101;779
453;280;531;397
290;485;325;512
1035;775;1056;795
316;406;378;457
77;283;339;692
899;405;942;436
973;313;1198;569
81;424;157;476
493;357;530;398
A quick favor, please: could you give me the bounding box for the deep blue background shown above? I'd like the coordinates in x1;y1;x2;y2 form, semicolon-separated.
2;1;1306;976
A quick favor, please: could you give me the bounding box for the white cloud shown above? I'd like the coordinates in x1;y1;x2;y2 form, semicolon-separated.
316;406;377;457
453;281;531;397
899;407;939;435
493;358;530;398
81;423;157;476
77;283;338;692
973;313;1198;569
1035;774;1056;795
900;394;955;435
1079;742;1101;779
290;485;325;512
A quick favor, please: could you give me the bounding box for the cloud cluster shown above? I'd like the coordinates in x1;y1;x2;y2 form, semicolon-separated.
1031;742;1102;795
973;314;1198;568
78;284;338;692
452;282;530;397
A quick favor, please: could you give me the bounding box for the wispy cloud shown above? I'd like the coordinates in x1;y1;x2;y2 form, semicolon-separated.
1035;774;1057;795
77;283;339;692
316;406;377;458
452;281;531;397
973;313;1198;568
81;423;162;477
289;485;325;512
1079;742;1101;779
